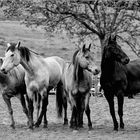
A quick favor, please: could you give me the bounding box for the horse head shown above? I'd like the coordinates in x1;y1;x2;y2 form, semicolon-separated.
73;44;100;75
1;42;21;74
104;36;130;65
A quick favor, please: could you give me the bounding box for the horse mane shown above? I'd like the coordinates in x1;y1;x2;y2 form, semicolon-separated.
19;47;31;62
72;48;85;82
72;49;80;64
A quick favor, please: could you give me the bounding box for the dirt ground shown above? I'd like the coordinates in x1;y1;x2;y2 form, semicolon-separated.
0;95;140;140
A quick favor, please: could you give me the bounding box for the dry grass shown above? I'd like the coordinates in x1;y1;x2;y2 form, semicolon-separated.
0;95;140;140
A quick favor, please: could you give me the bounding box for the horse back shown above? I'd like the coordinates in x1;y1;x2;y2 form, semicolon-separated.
126;59;140;95
44;56;66;87
126;59;140;79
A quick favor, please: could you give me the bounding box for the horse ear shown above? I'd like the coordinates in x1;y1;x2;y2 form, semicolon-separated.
88;44;91;50
82;44;86;52
113;36;117;42
0;57;3;66
108;36;112;43
16;41;21;49
7;43;11;48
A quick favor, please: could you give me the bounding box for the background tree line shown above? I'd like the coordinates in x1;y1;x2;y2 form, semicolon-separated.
0;0;140;56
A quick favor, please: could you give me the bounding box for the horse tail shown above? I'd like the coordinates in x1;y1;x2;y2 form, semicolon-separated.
56;81;64;118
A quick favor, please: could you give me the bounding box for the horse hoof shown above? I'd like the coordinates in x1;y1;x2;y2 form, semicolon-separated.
63;121;68;125
10;124;15;129
34;123;39;128
120;124;124;129
114;127;118;131
88;126;92;130
27;128;33;131
29;126;34;130
63;119;68;125
78;124;83;128
70;125;74;129
43;124;47;128
70;124;76;129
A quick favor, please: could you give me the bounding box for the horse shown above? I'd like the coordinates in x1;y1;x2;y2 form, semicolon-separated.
100;36;130;131
0;57;29;129
1;42;67;129
126;59;140;98
60;44;100;129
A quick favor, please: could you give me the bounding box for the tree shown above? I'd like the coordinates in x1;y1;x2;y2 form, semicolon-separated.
1;0;140;56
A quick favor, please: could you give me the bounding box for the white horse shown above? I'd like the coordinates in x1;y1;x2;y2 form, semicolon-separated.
1;42;67;129
61;44;100;129
0;57;29;129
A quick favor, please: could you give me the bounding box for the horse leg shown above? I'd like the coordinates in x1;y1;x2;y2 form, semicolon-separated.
76;95;83;128
63;96;68;125
36;104;40;120
84;94;92;129
35;99;44;127
77;106;84;128
43;111;48;128
117;91;124;129
105;93;118;131
85;104;92;129
17;94;30;126
2;93;15;129
36;93;41;120
35;94;48;128
26;96;34;129
69;94;77;129
70;105;77;129
79;109;84;128
43;93;48;128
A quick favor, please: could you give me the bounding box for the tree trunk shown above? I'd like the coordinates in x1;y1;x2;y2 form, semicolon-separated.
99;34;109;56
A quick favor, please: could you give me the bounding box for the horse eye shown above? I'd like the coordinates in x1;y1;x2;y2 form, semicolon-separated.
85;56;89;59
11;54;14;57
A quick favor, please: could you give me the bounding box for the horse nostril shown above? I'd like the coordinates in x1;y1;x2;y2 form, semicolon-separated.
1;68;7;74
1;68;5;72
95;69;100;74
126;58;130;63
124;58;130;64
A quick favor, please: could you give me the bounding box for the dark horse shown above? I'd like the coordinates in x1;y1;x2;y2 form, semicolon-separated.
126;59;140;98
100;36;130;131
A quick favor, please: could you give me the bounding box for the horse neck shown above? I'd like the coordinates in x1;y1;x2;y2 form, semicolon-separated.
101;57;115;75
0;72;9;85
20;53;39;74
73;62;85;84
101;56;125;77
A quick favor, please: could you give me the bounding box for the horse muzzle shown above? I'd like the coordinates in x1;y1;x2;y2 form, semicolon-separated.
1;68;8;74
88;67;100;75
93;68;100;75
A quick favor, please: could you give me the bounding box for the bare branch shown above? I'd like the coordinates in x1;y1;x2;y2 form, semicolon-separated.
117;35;140;57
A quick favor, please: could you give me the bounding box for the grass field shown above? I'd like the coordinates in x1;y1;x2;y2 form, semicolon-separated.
0;20;140;140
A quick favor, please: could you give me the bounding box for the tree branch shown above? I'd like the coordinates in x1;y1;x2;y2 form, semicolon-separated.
117;35;140;57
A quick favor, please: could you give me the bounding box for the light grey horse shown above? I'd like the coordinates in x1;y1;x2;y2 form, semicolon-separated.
0;57;29;129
